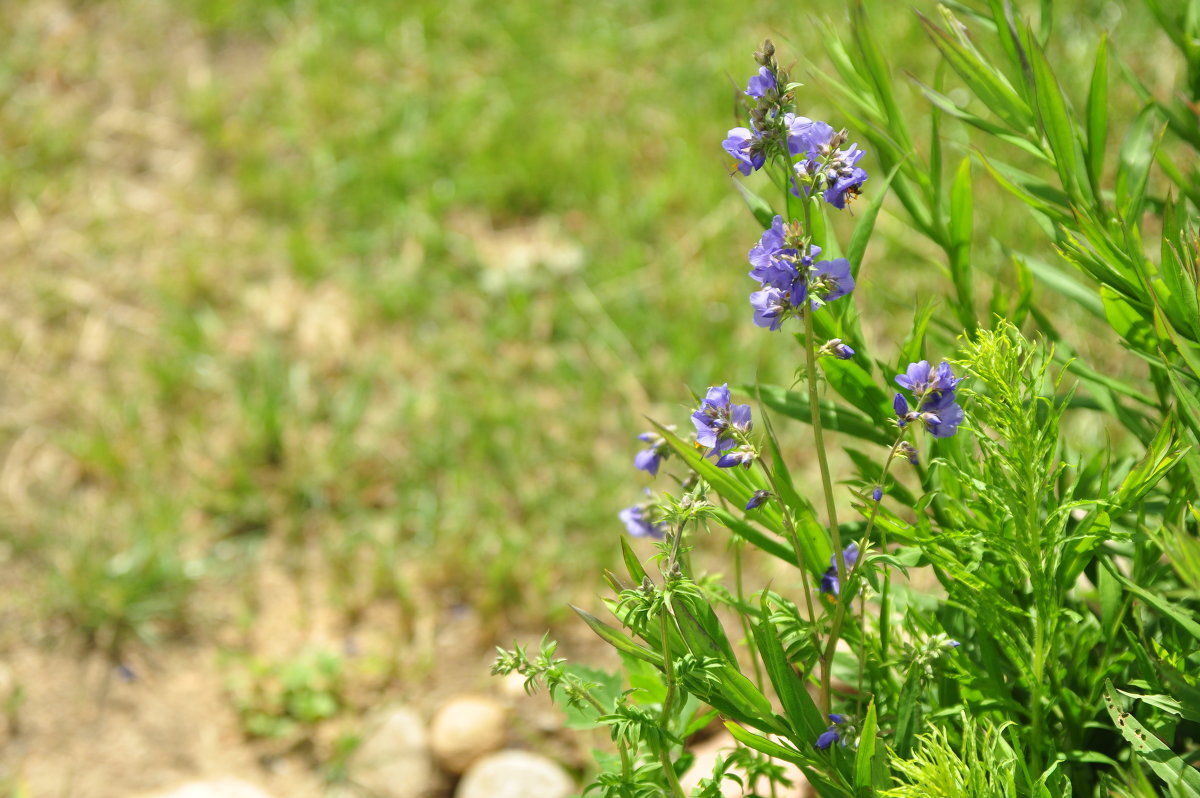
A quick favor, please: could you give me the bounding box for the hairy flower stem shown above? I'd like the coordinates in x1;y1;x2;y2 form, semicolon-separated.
658;602;686;798
798;198;847;718
752;454;818;635
819;430;909;714
733;537;765;689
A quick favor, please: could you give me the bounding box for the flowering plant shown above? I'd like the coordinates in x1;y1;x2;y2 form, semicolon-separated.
497;6;1200;796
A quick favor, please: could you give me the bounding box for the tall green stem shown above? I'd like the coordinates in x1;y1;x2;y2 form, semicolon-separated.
658;602;686;798
754;457;818;633
819;430;909;714
733;537;765;689
801;248;847;714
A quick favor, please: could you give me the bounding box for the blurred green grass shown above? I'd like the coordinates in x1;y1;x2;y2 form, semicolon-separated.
0;0;1165;656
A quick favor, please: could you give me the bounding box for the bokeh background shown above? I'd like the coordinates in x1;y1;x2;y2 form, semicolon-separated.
0;0;1174;795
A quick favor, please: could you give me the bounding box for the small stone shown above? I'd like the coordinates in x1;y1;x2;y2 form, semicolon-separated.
679;732;808;797
351;705;441;798
455;751;574;798
429;695;507;775
139;780;275;798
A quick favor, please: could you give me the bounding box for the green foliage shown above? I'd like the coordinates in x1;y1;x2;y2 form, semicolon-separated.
500;2;1200;796
225;649;348;742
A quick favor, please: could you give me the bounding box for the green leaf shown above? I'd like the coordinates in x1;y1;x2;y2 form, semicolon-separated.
555;665;622;729
1101;285;1154;353
732;178;776;230
619;536;647;584
710;664;777;727
918;11;1033;134
651;421;784;537
724;721;814;768
1086;34;1109;199
673;590;737;665
1115;106;1163;222
1112;419;1188;511
747;383;893;447
854;698;885;795
948;156;976;330
752;601;825;742
1103;680;1200;797
1026;27;1085;200
571;605;664;667
851;1;914;154
710;507;796;566
892;666;924;758
1111;570;1200;641
846;161;903;277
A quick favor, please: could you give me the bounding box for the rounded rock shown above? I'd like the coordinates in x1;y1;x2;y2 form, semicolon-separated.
455;751;574;798
139;781;275;798
429;695;507;775
351;705;441;798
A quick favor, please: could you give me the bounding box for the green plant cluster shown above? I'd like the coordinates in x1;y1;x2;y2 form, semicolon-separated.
498;1;1200;796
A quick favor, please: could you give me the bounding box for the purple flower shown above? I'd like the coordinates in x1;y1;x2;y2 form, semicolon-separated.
791;123;869;209
819;542;859;596
691;384;752;458
808;259;854;308
819;338;854;360
815;714;845;750
634;431;669;476
896;360;962;399
894;361;964;438
619;504;665;539
784;113;820;156
745;489;771;511
748;216;806;288
948;639;961;648
871;486;883;502
822;143;868;209
750;283;805;331
898;441;919;465
745;66;776;98
723;125;766;176
716;445;756;469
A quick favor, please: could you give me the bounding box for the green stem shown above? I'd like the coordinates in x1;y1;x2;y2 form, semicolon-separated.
733;537;765;689
753;457;819;643
819;429;909;714
804;291;846;718
575;684;633;784
658;603;686;798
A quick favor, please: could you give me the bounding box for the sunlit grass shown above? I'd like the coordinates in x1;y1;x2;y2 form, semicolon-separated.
0;0;1162;670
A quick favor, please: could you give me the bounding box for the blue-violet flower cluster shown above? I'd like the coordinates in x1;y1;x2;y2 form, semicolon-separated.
633;429;670;476
815;714;846;750
893;360;964;438
691;384;755;468
747;216;854;331
819;542;859;596
618;500;666;540
792;122;869;209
